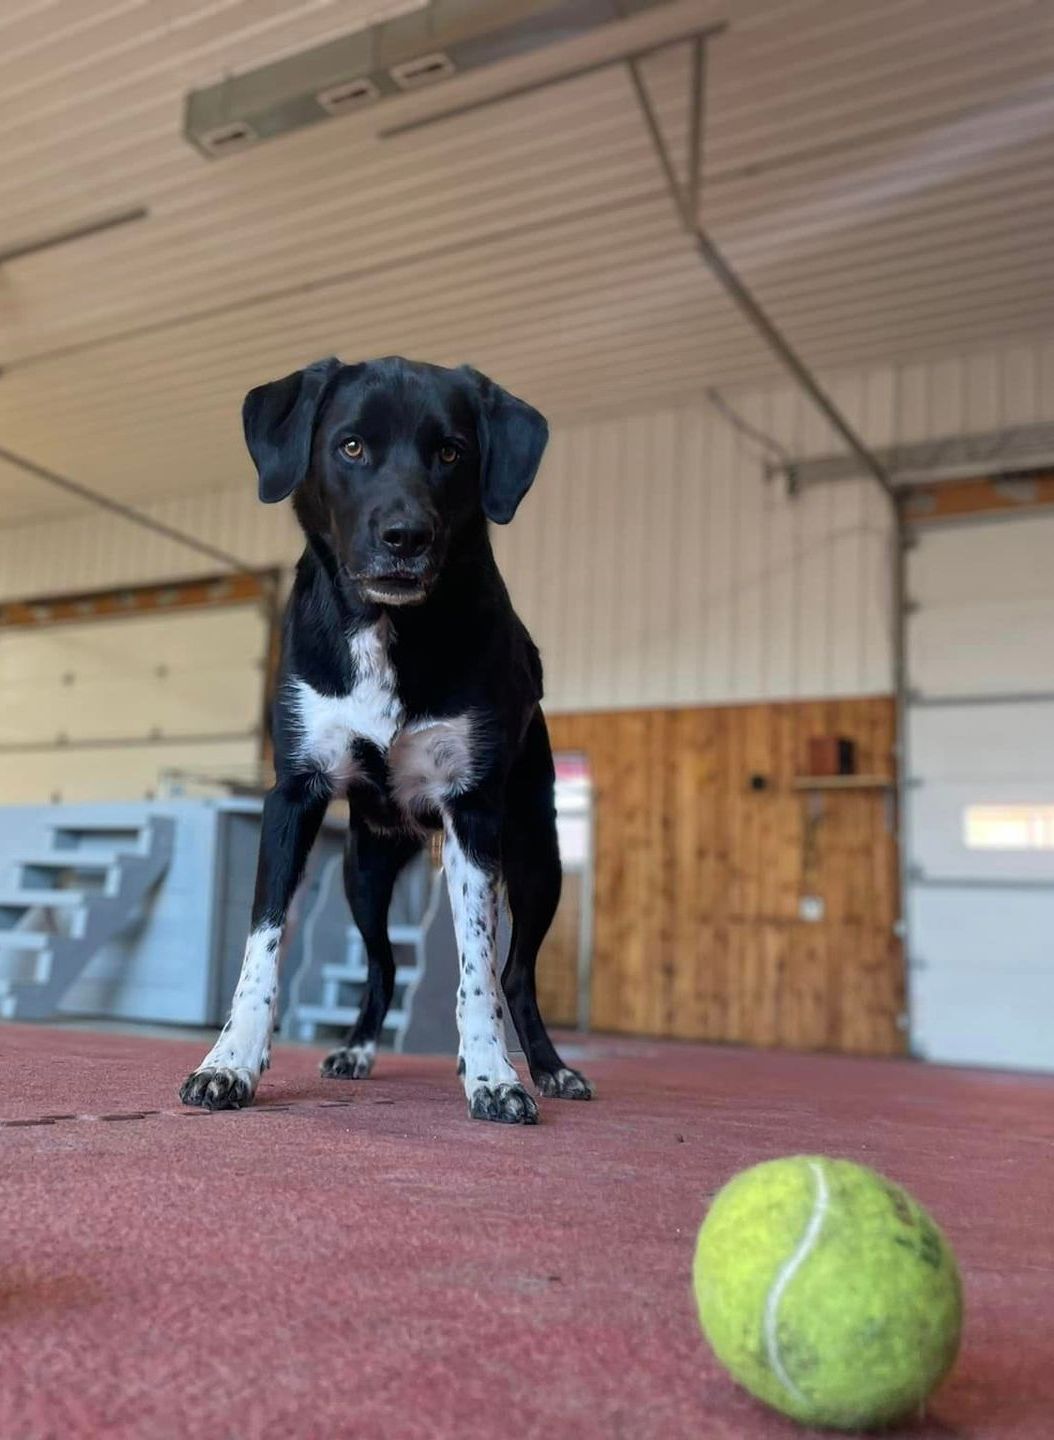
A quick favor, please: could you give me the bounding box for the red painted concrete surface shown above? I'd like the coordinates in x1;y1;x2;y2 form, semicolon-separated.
1;1024;1052;1439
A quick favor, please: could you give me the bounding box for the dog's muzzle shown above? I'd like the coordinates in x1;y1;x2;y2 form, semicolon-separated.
359;570;433;606
350;511;441;606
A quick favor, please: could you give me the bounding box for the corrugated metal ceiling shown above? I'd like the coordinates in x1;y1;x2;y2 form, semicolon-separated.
1;0;1052;524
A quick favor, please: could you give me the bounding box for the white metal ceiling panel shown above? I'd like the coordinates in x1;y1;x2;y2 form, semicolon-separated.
2;0;1054;525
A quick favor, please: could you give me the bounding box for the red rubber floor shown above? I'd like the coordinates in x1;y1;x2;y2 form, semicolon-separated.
1;1024;1051;1439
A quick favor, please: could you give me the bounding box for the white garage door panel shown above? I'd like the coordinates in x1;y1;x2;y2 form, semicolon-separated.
911;833;1054;1081
0;740;260;806
908;601;1054;697
0;670;260;743
911;783;1054;881
909;888;1054;976
0;605;267;804
910;702;1054;782
0;608;265;681
911;969;1053;1072
909;514;1054;607
907;510;1054;1072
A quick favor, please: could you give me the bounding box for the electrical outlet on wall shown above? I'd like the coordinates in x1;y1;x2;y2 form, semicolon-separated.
798;894;825;923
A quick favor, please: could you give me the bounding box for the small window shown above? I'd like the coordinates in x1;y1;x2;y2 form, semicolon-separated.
554;753;592;867
964;804;1054;850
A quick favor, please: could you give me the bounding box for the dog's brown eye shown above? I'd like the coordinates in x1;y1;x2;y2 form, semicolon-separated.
341;436;364;460
438;442;460;465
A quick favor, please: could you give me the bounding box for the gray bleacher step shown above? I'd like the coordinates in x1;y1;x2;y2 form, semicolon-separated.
321;962;419;986
48;825;144;846
0;931;51;950
18;851;124;871
0;817;174;1023
294;1003;407;1029
330;926;426;947
0;889;87;909
387;926;426;944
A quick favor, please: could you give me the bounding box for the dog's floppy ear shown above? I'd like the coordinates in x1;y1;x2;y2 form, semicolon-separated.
243;357;341;503
462;366;548;524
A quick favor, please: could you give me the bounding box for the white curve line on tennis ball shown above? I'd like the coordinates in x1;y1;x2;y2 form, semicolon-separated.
763;1159;830;1403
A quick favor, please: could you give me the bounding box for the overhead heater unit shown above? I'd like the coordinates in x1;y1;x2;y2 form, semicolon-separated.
184;0;671;158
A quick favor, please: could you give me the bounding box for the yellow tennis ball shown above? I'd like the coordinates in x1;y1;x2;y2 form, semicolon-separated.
693;1157;963;1431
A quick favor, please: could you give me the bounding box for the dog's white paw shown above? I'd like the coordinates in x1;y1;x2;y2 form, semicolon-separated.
468;1080;539;1124
179;1066;257;1110
534;1066;594;1100
320;1043;376;1080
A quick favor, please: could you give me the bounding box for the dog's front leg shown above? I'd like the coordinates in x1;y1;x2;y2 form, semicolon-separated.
442;802;538;1125
180;779;328;1110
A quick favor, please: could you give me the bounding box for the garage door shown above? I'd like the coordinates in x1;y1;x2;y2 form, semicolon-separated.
0;599;269;804
906;509;1054;1072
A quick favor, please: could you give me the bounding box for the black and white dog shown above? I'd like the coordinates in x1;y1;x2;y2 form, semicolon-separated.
180;356;593;1123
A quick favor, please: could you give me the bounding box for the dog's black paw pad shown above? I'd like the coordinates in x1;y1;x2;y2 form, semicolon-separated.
534;1067;594;1100
179;1067;255;1111
469;1082;539;1125
320;1046;374;1080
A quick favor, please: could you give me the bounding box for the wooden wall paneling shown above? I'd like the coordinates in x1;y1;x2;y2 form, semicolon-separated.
701;708;733;1044
669;709;711;1041
695;709;726;1042
775;704;805;922
657;709;680;1037
746;703;779;917
631;710;658;1035
549;696;904;1058
788;926;834;1053
666;709;694;1038
596;707;628;1035
591;710;627;1034
632;709;665;1036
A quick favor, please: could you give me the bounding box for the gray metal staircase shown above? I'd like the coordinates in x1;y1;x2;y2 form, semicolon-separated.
0;817;174;1020
286;852;444;1049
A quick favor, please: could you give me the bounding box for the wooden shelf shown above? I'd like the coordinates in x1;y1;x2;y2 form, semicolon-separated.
792;775;894;792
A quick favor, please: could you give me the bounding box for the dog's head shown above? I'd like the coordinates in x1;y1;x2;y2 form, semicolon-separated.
242;356;548;607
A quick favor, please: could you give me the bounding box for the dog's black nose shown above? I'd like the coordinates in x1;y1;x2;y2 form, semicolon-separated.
380;519;434;558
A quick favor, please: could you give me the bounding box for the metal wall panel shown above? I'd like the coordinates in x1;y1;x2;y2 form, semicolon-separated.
8;335;1054;710
489;392;895;708
8;344;1015;710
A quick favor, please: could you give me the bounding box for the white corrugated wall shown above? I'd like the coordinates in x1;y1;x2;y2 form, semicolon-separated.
3;337;1053;711
491;391;894;708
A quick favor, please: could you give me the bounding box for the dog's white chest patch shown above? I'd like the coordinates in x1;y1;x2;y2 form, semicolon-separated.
289;625;477;808
388;715;477;812
290;623;403;787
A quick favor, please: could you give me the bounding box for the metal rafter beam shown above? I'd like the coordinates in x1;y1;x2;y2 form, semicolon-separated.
375;11;893;508
0;444;256;575
623;44;910;982
624;54;896;506
684;36;706;231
